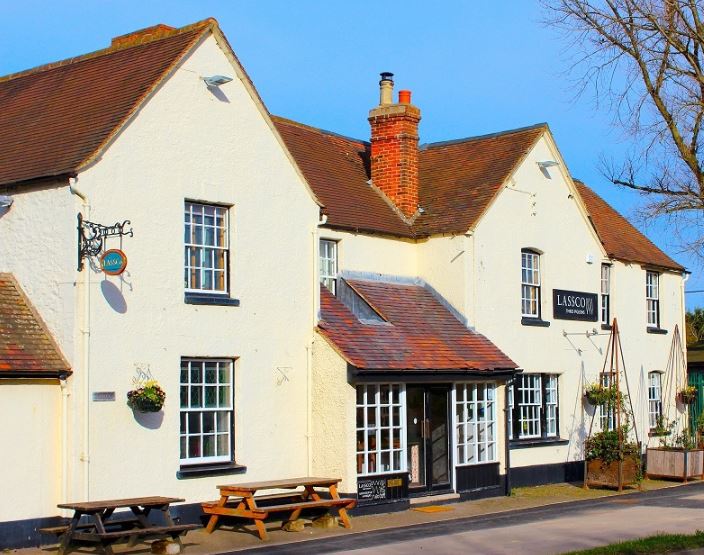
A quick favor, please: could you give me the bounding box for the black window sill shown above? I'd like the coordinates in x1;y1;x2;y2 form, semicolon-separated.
646;327;668;335
601;324;612;331
648;430;671;438
177;462;247;479
521;317;550;327
510;438;569;449
185;293;240;307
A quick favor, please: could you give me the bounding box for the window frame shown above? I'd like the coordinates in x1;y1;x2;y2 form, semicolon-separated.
510;373;560;442
646;270;660;328
179;358;235;467
521;249;541;319
355;384;406;477
599;372;616;431
454;382;498;465
601;263;611;327
184;201;231;296
648;371;663;430
320;238;339;295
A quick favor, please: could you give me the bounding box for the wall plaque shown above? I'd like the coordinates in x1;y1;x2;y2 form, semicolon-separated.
553;289;598;321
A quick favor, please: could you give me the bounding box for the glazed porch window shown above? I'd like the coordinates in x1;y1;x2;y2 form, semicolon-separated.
356;384;405;476
180;359;233;465
320;239;338;294
648;371;663;430
184;202;229;293
510;374;560;440
521;249;541;318
601;264;611;326
455;383;497;465
646;271;660;327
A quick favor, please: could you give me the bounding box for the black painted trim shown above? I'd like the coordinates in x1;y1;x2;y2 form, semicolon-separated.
510;460;584;488
351;369;518;382
184;293;240;306
521;317;550;327
176;462;246;479
510;438;570;449
601;324;612;331
646;327;668;335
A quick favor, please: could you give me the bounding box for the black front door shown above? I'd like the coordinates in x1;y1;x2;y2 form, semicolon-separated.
406;385;451;493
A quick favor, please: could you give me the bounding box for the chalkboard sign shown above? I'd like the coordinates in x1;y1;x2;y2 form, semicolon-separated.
357;478;386;501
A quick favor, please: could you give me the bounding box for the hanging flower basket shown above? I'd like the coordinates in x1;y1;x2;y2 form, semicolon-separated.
678;386;697;405
127;380;165;413
584;383;620;406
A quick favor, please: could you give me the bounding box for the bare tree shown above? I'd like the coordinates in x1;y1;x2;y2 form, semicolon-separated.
544;0;704;252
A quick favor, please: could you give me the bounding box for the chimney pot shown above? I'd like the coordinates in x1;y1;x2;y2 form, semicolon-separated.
398;90;412;104
379;72;394;106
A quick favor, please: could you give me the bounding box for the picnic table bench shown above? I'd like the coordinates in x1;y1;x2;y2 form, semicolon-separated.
201;477;356;540
40;496;198;555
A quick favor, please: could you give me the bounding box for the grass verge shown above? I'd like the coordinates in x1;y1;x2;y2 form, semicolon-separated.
564;530;704;554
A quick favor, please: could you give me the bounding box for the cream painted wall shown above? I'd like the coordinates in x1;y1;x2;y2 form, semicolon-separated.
69;33;321;503
319;228;417;279
472;134;684;467
0;381;62;521
311;333;357;493
417;235;469;318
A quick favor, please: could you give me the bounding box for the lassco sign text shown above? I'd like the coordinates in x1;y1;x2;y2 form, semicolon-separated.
553;289;598;321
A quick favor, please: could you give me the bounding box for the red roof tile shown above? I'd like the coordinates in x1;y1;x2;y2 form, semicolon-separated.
275;117;682;271
317;280;516;372
0;274;71;377
575;181;684;271
0;20;212;187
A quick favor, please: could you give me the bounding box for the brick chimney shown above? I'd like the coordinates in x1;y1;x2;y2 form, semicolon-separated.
111;24;176;49
368;72;421;218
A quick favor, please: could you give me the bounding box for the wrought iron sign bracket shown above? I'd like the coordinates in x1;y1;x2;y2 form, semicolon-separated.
77;213;133;271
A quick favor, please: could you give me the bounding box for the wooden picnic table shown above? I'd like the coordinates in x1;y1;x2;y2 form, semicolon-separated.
41;496;198;555
201;477;356;540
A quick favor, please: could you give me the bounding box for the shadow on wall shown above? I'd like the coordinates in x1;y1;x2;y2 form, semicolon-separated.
101;279;127;313
131;409;164;429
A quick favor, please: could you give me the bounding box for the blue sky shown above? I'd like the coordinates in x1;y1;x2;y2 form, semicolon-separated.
2;1;701;306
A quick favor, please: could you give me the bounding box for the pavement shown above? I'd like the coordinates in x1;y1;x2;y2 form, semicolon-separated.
13;479;704;555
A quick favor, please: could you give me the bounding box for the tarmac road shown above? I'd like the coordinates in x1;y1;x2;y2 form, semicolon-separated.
236;482;704;554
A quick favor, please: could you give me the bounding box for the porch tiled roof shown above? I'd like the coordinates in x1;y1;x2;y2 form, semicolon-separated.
317;280;517;372
0;274;71;378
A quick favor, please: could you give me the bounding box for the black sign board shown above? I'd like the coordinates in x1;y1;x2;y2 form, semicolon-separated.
357;478;386;501
356;473;409;505
553;289;598;321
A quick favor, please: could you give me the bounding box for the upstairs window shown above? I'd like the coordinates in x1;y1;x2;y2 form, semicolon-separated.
320;239;338;295
646;271;660;328
601;264;611;326
521;250;541;318
184;202;229;293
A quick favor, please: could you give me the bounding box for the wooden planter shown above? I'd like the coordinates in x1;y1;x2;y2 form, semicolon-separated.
585;456;640;490
646;447;704;482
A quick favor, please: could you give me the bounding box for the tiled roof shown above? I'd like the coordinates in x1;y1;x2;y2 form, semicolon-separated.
0;20;213;187
0;274;71;378
575;181;684;271
275;116;682;271
274;116;543;238
317;280;517;372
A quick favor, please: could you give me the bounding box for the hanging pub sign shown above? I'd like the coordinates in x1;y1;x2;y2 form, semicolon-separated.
553;289;598;321
100;249;128;276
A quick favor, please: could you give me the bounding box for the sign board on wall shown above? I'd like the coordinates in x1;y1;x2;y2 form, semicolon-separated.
100;249;128;276
553;289;598;322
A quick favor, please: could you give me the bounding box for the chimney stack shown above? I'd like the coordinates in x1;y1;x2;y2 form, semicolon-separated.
368;73;421;218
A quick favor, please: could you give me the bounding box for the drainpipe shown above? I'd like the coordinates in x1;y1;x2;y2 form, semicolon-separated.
60;377;70;513
503;377;513;496
69;177;91;501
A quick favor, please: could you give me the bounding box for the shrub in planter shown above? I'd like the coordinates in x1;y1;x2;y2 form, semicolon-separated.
127;380;166;412
647;428;704;481
585;429;641;488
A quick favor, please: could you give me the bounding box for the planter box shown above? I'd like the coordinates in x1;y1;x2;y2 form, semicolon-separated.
646;447;704;481
585;457;640;489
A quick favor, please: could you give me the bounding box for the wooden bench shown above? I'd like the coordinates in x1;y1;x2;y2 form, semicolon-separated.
202;477;356;540
40;518;142;536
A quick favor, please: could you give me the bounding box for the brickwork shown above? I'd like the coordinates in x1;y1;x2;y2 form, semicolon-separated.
368;104;421;217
